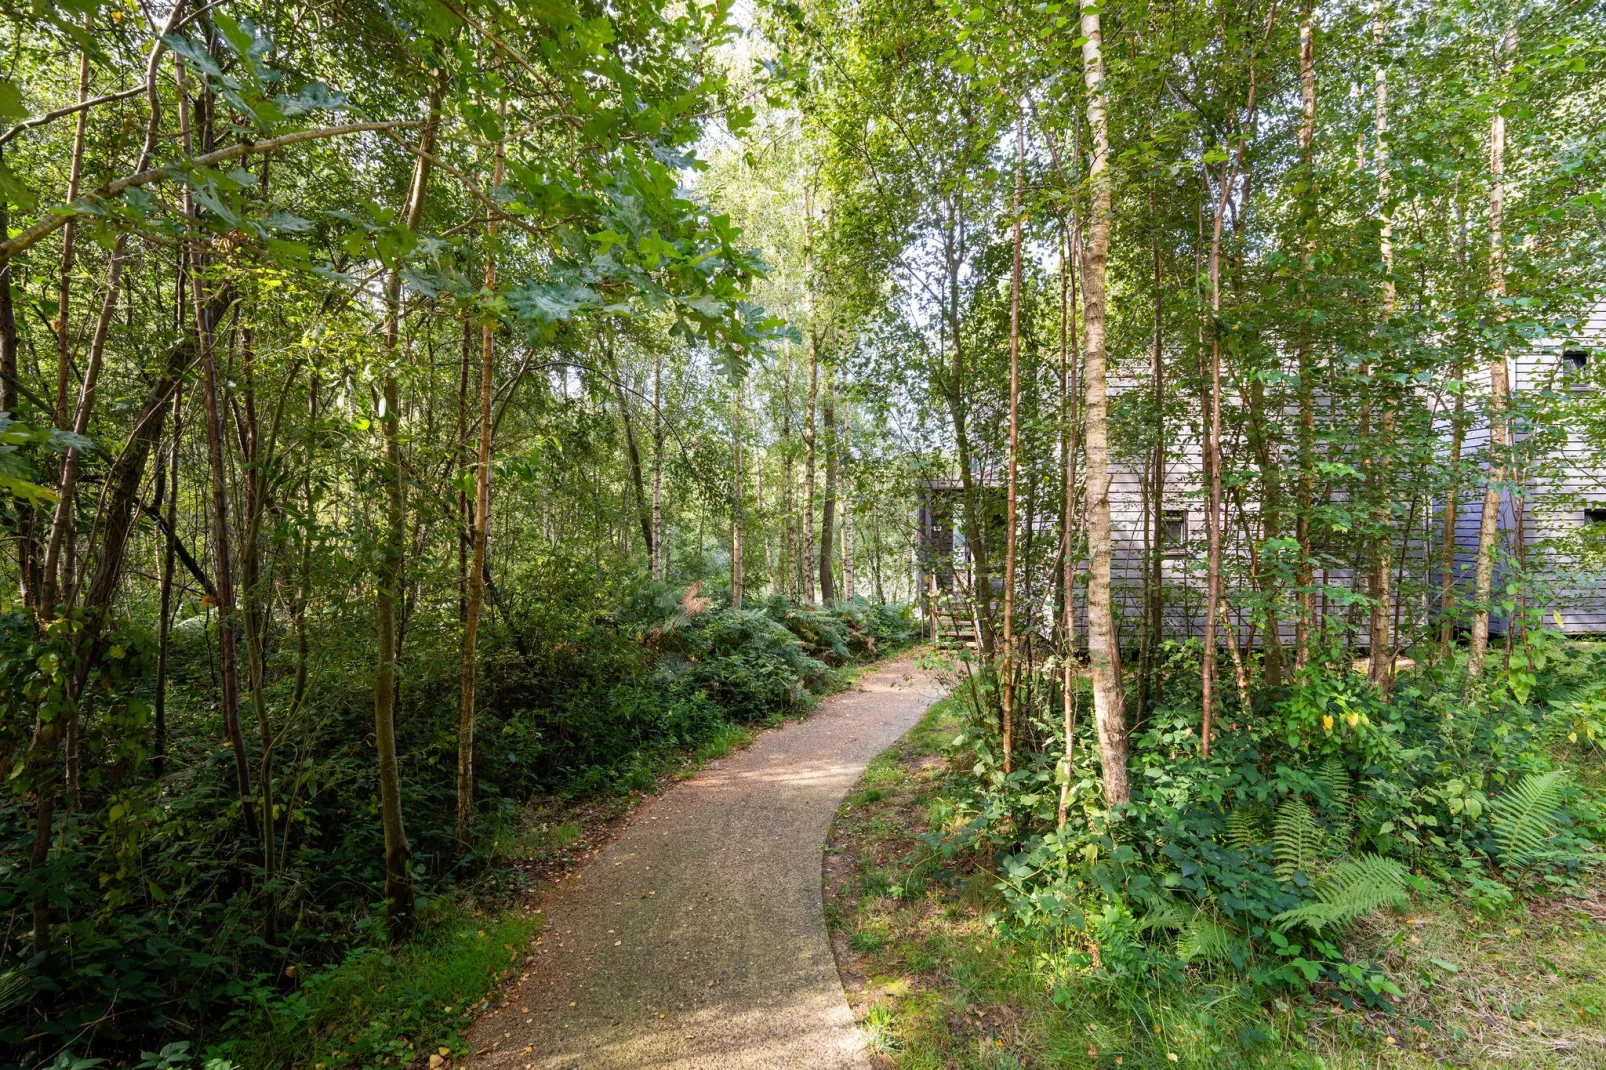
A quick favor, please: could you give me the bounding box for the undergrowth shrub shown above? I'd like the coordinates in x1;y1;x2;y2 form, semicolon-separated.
930;637;1605;1012
0;558;915;1065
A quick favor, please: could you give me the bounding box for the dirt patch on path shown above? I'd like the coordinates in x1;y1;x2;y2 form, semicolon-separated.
464;656;946;1070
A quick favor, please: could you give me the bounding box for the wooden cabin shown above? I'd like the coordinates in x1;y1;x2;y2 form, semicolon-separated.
914;300;1606;651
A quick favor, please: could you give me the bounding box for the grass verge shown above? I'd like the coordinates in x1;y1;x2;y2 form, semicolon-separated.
213;906;543;1069
825;696;1606;1069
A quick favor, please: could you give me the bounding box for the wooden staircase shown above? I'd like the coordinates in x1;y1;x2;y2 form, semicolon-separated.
928;594;979;649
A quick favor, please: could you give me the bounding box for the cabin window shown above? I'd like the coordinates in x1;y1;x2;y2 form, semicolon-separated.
1563;350;1589;371
1162;509;1187;553
1586;508;1606;526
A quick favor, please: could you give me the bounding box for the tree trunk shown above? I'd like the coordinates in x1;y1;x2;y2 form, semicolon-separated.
780;351;794;599
178;58;260;844
1200;16;1271;751
1078;0;1128;807
1141;186;1166;711
1202;157;1227;757
651;347;665;581
1057;213;1083;830
732;381;744;608
1469;24;1516;678
803;325;819;605
53;44;90;431
42;235;129;610
377;71;444;916
1294;0;1318;672
840;398;854;601
457;91;496;846
154;384;182;780
31;334;189;952
1369;8;1396;692
458;316;471;623
1001;112;1025;774
0;147;28;605
820;368;836;604
613;348;653;560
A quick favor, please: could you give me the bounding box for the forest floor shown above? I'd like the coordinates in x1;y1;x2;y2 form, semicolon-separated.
826;699;1606;1070
453;654;949;1069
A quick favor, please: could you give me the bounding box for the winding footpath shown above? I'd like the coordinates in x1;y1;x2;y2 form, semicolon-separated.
465;656;945;1070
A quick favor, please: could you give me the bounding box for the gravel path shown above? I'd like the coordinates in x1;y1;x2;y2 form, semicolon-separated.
466;657;944;1070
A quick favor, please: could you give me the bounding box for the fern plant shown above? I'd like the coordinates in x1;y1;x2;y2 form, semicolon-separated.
1315;757;1351;817
1176;915;1235;964
1272;854;1410;932
1487;770;1570;871
1137;894;1189;934
1224;807;1261;852
1273;797;1324;880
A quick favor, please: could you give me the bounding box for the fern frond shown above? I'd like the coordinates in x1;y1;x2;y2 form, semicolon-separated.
1273;797;1323;881
0;969;26;1016
1487;771;1569;869
1273;854;1409;932
1176;916;1234;964
1137;895;1190;933
1315;757;1352;817
1224;807;1260;851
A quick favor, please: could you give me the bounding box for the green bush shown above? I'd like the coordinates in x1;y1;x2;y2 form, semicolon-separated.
0;565;916;1065
935;638;1605;1006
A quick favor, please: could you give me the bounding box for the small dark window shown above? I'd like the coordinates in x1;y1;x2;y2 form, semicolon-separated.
1162;509;1187;551
1585;508;1606;526
1563;350;1589;371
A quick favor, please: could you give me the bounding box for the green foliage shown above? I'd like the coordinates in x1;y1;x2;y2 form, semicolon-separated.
1272;798;1326;882
1271;855;1410;933
1486;771;1570;873
0;573;912;1062
210;905;542;1069
939;640;1604;1007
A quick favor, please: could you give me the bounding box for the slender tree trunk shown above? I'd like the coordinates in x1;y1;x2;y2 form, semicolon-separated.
1469;24;1516;678
0;152;16;419
1369;5;1397;692
154;385;182;779
54;44;90;431
1294;0;1318;672
457;93;499;846
1057;214;1083;830
237;312;282;941
1001;112;1025;774
1202;159;1227;756
651;348;664;581
780;352;794;598
0;147;28;605
178;59;259;844
612;345;653;559
732;380;744;608
1079;0;1128;806
820;368;836;604
803;326;819;605
375;71;443;915
41;235;128;610
1141;185;1166;711
458;316;471;623
840;398;854;601
1440;361;1467;655
30;327;189;951
1200;18;1271;750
